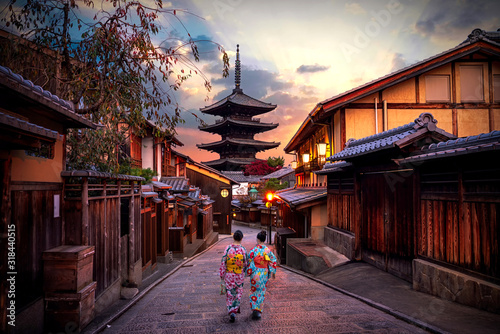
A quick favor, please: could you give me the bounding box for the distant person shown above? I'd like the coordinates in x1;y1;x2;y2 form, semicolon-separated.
246;230;277;320
219;230;248;323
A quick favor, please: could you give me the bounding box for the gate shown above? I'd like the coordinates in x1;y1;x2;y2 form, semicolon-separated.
360;172;414;281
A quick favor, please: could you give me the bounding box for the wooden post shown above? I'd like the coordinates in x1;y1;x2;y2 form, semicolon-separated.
128;181;136;286
117;180;121;281
0;157;12;333
82;177;89;245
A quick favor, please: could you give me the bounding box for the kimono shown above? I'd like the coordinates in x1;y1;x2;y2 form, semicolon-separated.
246;244;277;313
219;244;248;315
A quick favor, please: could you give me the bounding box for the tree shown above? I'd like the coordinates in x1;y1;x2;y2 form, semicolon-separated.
243;158;282;176
262;178;288;192
1;0;229;172
267;156;285;168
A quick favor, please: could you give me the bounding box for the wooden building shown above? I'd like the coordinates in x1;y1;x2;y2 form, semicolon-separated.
0;65;99;333
317;113;500;313
183;158;239;235
125;120;183;177
197;45;280;171
285;28;500;188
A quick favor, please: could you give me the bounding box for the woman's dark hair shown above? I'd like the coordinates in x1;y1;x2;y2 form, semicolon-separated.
257;231;267;242
233;230;243;241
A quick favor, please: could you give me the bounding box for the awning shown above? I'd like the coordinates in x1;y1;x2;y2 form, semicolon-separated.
277;187;327;209
141;191;158;198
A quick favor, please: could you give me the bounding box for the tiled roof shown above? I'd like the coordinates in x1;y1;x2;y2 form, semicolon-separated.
326;113;450;162
398;130;500;164
199;118;278;132
0;111;61;140
460;28;500;45
200;90;276;112
160;177;190;192
261;167;294;180
315;161;352;175
276;187;327;208
328;122;417;162
61;170;145;181
0;65;97;129
221;171;262;183
203;158;256;168
151;181;172;190
186;159;240;185
197;137;280;150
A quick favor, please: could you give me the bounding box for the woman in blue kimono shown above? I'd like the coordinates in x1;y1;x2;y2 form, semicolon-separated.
219;230;248;323
246;230;277;320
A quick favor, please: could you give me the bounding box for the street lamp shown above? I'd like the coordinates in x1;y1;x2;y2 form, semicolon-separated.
249;185;258;201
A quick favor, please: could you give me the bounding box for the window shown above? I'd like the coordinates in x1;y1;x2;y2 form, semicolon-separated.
460;65;484;102
25;141;54;159
425;75;450;102
494;74;500;102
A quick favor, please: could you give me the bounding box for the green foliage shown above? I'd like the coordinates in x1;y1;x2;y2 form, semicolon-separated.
1;0;230;171
262;178;289;192
267;156;285;168
119;165;157;184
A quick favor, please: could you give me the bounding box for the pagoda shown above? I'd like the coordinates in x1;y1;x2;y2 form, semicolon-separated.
197;45;280;171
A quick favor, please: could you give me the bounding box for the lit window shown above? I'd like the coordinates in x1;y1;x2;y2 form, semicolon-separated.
425;75;450;102
460;65;484;102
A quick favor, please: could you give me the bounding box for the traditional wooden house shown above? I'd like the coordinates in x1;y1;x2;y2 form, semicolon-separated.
126;119;183;177
283;28;500;256
317;113;500;313
182;157;239;235
197;45;280;171
0;65;105;333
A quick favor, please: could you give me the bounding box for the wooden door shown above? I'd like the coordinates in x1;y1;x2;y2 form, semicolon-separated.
360;172;414;281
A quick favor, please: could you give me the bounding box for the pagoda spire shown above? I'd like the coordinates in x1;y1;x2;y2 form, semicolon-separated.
234;44;242;92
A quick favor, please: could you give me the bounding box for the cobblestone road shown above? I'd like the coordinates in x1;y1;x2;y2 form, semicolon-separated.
103;227;429;333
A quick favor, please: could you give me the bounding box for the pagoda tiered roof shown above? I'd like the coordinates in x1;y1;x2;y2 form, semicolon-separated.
199;117;278;135
201;157;256;171
196;137;280;153
197;45;279;171
200;89;276;117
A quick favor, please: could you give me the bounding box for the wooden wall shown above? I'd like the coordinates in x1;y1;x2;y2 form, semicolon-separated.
419;162;500;279
63;179;142;297
281;205;306;238
10;182;63;308
327;173;355;233
185;167;232;234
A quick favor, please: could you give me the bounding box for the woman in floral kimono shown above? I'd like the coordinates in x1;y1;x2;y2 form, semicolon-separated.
247;231;277;320
219;230;248;323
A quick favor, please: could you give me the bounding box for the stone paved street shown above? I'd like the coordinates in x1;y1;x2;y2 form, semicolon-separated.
102;226;429;333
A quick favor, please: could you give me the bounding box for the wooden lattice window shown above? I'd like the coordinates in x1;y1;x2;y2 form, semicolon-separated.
25;141;54;159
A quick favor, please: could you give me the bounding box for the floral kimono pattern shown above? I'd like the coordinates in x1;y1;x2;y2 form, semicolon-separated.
219;244;248;315
246;245;277;312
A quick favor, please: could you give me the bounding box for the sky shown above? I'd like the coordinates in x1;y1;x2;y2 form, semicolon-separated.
2;0;499;166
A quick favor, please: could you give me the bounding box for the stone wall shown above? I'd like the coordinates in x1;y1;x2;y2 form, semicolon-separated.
323;226;355;260
413;259;500;314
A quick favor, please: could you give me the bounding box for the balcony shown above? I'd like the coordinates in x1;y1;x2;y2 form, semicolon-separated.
295;157;325;174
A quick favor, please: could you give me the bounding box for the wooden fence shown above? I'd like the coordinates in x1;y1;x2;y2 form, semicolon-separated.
61;171;143;297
